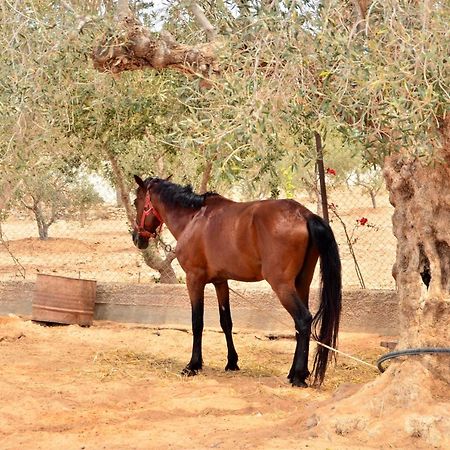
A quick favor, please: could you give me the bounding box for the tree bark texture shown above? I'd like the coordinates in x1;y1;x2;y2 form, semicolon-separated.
383;117;450;368
142;244;178;284
92;18;219;76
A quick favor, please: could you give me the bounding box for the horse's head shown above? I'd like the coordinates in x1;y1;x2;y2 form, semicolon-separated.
132;175;163;250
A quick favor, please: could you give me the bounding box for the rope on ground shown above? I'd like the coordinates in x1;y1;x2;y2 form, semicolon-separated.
228;287;378;370
314;340;378;369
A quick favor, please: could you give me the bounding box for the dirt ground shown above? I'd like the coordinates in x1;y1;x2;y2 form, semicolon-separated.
3;190;443;449
0;314;398;450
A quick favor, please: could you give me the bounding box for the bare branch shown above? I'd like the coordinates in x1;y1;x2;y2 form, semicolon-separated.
61;1;98;33
116;0;132;21
186;2;217;42
350;0;370;33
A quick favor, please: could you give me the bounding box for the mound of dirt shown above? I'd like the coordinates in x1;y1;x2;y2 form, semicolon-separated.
0;237;95;254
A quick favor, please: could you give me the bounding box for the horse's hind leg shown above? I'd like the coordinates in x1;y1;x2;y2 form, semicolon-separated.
290;248;318;383
182;274;206;376
270;282;312;387
214;281;239;371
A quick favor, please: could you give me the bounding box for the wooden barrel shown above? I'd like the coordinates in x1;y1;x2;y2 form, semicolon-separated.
32;274;96;326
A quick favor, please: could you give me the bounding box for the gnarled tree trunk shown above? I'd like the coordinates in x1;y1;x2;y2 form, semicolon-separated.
92;17;219;77
303;119;450;448
385;117;449;359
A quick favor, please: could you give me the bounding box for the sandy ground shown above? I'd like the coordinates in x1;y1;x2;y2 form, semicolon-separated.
0;315;393;450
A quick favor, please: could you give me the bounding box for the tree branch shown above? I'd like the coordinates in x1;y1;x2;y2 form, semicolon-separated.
186;2;217;42
92;18;219;76
92;2;220;77
117;0;132;21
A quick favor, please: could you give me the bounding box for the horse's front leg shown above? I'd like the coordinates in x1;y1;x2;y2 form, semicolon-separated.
181;274;206;376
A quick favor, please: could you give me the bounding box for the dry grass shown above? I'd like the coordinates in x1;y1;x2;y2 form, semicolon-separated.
92;349;182;380
90;330;384;390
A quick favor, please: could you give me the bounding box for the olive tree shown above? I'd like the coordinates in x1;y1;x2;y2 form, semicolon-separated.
89;0;449;442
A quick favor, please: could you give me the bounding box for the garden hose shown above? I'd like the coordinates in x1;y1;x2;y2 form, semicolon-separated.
377;347;450;373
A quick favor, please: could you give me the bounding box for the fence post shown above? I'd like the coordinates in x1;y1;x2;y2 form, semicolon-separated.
314;131;329;224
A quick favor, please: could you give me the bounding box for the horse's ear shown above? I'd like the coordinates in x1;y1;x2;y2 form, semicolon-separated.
134;175;145;189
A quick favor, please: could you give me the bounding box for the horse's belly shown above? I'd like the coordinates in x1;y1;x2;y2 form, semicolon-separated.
209;259;264;282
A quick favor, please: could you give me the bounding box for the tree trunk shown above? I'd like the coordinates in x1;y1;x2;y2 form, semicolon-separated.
107;150;178;283
34;203;50;240
108;152;135;225
199;160;213;194
142;243;178;284
37;221;49;240
369;190;376;209
115;188;124;207
384;118;450;359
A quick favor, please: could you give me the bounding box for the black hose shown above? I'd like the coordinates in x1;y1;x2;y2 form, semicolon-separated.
377;347;450;373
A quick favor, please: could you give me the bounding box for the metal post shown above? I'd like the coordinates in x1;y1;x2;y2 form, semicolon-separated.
314;131;329;224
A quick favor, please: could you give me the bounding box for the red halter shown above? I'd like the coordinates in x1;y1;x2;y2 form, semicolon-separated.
135;191;163;239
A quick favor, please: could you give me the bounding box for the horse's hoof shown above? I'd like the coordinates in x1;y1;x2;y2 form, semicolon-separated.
181;366;199;377
225;363;240;371
290;378;308;388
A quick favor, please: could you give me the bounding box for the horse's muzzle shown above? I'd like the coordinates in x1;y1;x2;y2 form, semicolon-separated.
132;230;149;250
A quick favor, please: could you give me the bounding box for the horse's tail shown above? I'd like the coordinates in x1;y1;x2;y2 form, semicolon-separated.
306;214;342;386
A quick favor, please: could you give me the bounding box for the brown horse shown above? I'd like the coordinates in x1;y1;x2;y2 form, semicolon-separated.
132;176;342;387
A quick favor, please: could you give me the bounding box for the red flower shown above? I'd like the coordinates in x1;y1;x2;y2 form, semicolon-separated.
326;168;336;175
358;217;368;226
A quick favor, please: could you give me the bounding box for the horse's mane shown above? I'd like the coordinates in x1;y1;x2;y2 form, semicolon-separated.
146;178;218;210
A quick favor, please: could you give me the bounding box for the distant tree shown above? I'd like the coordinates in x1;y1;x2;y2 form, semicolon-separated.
16;166;103;240
352;168;384;209
67;175;103;226
17;169;66;240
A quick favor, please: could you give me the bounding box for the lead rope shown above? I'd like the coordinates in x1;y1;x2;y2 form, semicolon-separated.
228;286;378;370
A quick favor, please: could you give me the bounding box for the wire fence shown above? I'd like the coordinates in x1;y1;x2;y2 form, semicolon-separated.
0;185;396;290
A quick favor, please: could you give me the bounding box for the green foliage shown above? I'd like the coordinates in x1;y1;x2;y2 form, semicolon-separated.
1;0;448;209
300;1;449;163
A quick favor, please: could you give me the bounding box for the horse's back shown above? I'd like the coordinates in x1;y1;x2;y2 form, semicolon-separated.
204;197;311;244
177;197;313;283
